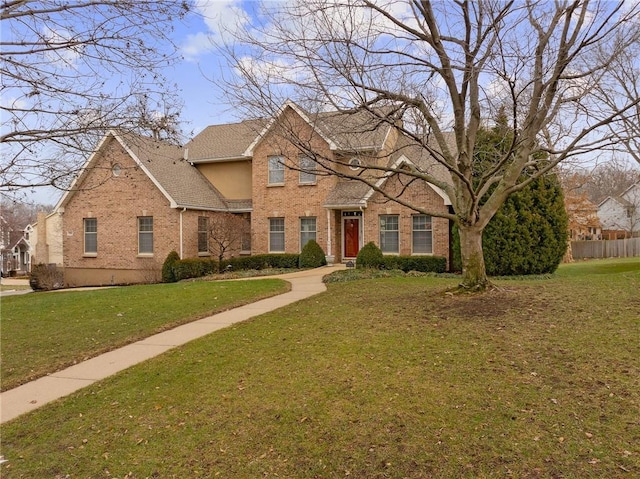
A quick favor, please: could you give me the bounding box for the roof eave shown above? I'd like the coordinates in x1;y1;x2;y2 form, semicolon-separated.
190;155;252;164
323;201;368;210
172;204;253;213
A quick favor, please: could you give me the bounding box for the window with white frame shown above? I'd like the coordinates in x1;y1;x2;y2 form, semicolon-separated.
269;218;285;252
299;156;317;184
300;217;317;249
268;156;285;184
138;216;154;254
412;215;433;254
241;215;251;252
84;218;97;255
379;215;399;253
198;216;208;253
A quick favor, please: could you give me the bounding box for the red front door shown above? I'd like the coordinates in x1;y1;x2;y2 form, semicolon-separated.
344;218;360;258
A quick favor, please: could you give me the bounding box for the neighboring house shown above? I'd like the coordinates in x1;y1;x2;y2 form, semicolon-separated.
1;230;30;275
0;216;10;276
598;182;640;239
1;217;31;276
564;193;601;240
28;211;64;267
55;102;452;286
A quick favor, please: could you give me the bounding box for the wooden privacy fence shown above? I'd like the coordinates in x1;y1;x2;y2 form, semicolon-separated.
571;238;640;259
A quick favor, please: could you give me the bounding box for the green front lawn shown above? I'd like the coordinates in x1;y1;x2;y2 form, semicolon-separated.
0;279;289;391
2;259;639;478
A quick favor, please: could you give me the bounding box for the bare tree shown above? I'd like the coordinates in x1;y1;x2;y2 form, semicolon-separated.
1;1;191;195
598;37;640;165
218;0;640;290
558;156;640;204
0;198;50;230
207;213;250;267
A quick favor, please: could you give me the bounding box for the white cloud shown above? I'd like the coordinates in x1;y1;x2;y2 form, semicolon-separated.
195;0;248;33
182;32;215;62
181;0;252;61
236;55;302;84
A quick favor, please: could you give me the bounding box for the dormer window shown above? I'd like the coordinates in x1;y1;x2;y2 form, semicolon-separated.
349;158;362;170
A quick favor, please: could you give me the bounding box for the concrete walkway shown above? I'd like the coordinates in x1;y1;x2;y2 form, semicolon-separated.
0;265;344;424
0;277;31;297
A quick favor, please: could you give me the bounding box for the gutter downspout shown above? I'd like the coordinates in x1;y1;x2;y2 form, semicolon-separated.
359;206;365;250
326;209;333;264
179;208;186;259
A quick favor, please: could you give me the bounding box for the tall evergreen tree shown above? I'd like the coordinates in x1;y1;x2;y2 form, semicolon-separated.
453;110;568;276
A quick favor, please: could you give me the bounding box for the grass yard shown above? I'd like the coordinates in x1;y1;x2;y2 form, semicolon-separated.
1;258;639;478
0;279;289;391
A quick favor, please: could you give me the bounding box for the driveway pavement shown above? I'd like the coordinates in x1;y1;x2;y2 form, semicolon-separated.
0;265;344;424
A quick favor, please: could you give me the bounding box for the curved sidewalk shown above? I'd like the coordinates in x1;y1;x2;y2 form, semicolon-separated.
1;265;344;424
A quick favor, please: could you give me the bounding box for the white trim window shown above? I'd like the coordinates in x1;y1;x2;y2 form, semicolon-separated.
300;217;317;249
268;156;285;185
241;215;252;253
138;216;154;255
412;215;433;254
269;218;285;252
198;216;208;254
84;218;97;255
299;156;317;184
379;215;399;253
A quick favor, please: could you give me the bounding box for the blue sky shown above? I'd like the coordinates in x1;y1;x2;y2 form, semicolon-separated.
170;0;262;134
26;0;257;205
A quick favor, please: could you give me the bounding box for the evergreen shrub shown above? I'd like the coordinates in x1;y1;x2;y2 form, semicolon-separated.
299;240;327;268
162;251;181;283
452;174;568;275
356;242;384;269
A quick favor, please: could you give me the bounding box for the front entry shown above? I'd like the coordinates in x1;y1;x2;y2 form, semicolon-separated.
343;212;362;258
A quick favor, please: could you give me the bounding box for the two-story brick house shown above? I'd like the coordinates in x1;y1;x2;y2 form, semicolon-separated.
53;102;452;286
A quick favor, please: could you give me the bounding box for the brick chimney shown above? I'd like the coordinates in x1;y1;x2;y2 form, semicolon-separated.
34;211;49;265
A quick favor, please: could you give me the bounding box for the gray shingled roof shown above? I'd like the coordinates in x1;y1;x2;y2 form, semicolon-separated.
388;132;454;186
186;119;267;162
313;108;393;152
324;181;370;208
324;132;454;207
121;106;454;211
120;133;239;211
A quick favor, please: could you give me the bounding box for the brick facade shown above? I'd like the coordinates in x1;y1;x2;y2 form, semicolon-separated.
364;174;450;260
62;137;232;286
249;108;450;264
59;105;453;286
251;108;338;258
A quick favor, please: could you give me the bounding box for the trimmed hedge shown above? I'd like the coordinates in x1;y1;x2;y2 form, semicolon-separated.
173;258;218;281
355;242;446;273
382;255;447;273
163;254;302;282
221;254;300;271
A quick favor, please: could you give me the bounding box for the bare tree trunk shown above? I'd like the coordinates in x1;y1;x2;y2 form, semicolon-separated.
458;225;489;291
